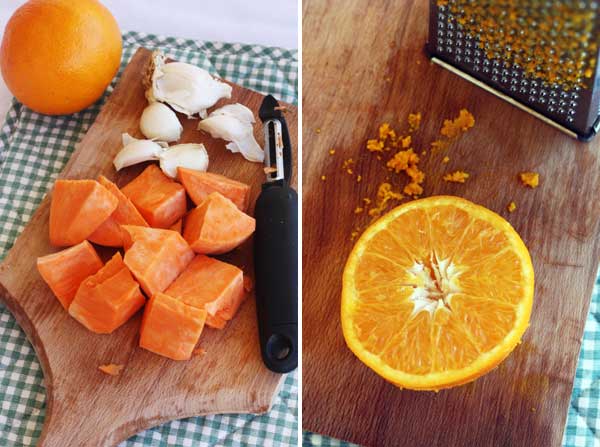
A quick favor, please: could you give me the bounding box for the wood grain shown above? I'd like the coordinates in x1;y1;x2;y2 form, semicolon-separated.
0;47;297;446
302;1;600;446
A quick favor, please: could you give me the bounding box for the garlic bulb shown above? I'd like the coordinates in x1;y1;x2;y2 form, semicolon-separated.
113;133;167;171
139;103;183;142
158;144;209;178
197;104;264;163
147;51;232;119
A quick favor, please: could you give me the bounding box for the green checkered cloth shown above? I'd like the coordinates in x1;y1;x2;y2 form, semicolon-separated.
0;31;297;446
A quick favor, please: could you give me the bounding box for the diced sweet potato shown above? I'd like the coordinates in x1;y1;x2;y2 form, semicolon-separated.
88;175;148;247
165;255;245;329
169;219;182;234
122;226;194;297
178;168;250;211
49;179;118;246
183;192;255;254
139;292;207;360
121;164;187;229
69;252;145;334
37;241;103;309
206;314;227;329
98;364;124;376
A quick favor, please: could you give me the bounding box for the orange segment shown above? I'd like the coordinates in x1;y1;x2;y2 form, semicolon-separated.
68;252;145;334
88;175;148;247
37;241;103;309
429;307;481;374
448;294;517;353
342;196;534;390
121;164;187;229
139;292;207;360
49;179;118;246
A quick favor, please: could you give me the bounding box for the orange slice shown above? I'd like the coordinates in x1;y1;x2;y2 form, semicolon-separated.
341;196;534;390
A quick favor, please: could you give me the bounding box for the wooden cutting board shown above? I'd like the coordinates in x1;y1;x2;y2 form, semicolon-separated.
0;47;297;446
302;1;600;446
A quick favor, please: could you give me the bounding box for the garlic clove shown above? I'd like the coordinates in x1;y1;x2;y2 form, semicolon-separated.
197;109;264;163
209;103;255;124
148;51;232;118
226;133;264;163
225;142;240;153
140;102;183;142
158;143;209;178
113;133;166;171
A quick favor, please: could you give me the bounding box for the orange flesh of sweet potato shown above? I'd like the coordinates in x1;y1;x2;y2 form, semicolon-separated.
88;175;148;247
177;168;251;211
49;179;118;246
122;226;194;297
206;313;227;329
165;255;246;329
169;219;182;234
68;252;145;334
183;192;256;255
37;241;103;309
98;364;124;376
121;164;187;229
139;292;207;360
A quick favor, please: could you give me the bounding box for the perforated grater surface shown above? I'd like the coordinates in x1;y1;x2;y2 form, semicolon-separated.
427;0;600;141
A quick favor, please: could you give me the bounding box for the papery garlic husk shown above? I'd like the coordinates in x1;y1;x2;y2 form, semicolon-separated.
146;51;232;119
208;103;255;124
158;143;209;178
140;102;183;142
113;133;168;171
197;104;264;163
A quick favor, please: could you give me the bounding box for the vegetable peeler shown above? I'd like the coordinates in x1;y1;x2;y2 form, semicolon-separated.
427;0;600;141
254;95;297;373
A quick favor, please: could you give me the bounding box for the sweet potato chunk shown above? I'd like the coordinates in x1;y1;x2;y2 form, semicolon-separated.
178;168;250;211
183;192;255;254
122;226;194;297
121;164;186;229
49;179;118;246
69;252;145;334
37;241;103;309
169;219;182;234
165;255;245;329
139;292;207;360
88;175;148;247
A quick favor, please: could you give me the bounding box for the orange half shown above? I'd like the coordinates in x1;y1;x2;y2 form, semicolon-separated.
341;196;534;390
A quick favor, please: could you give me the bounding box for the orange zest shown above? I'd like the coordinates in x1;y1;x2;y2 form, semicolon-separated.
443;171;470;183
519;172;539;188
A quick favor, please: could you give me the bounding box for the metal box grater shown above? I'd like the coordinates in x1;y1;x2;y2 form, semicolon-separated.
426;1;600;141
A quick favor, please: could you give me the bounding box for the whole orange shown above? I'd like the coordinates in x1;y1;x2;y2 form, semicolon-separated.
0;0;122;115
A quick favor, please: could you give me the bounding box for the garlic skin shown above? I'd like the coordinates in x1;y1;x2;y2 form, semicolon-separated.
197;104;264;163
147;51;232;119
209;103;255;124
158;144;209;178
113;133;167;171
139;103;183;142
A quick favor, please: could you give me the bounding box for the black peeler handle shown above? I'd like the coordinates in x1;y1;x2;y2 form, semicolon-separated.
253;181;298;373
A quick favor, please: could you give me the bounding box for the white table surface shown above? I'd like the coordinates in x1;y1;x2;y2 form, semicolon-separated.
0;0;298;123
